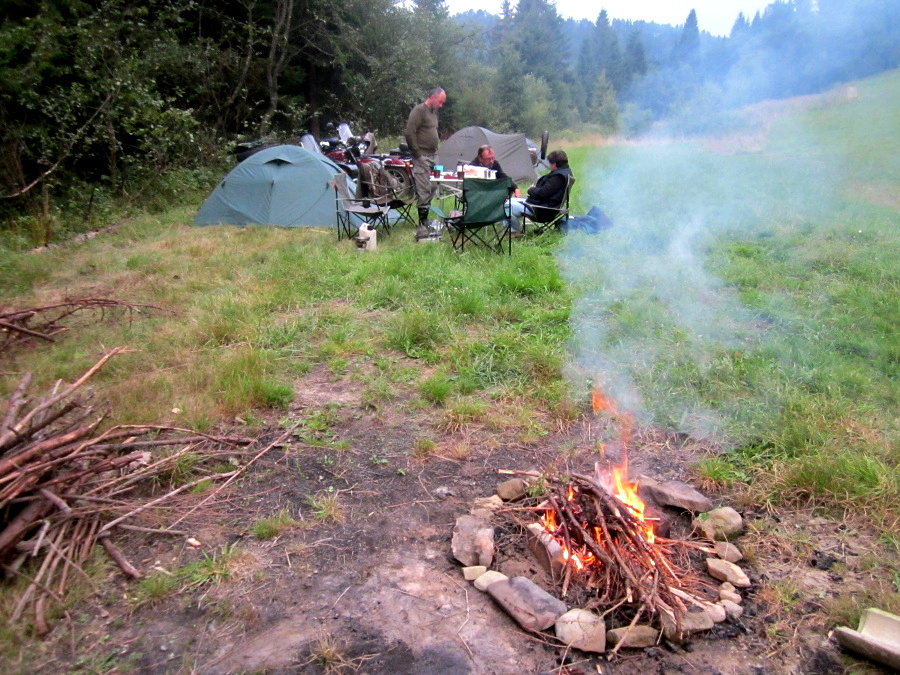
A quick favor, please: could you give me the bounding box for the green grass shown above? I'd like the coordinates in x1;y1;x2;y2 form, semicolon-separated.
1;71;898;531
251;507;299;539
0;213;570;427
306;490;343;522
556;70;900;523
130;544;240;609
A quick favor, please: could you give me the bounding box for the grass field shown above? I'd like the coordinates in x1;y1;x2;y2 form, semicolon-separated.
1;70;899;675
1;71;897;528
562;70;899;528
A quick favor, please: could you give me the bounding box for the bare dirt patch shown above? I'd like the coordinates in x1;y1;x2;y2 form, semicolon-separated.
847;181;900;211
17;362;893;674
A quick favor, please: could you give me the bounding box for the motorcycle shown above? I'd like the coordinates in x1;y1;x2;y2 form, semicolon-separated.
368;144;415;202
231;137;278;162
232;123;415;202
319;123;414;201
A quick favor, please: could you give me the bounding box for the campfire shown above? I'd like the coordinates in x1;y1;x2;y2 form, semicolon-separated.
486;384;729;650
523;463;702;641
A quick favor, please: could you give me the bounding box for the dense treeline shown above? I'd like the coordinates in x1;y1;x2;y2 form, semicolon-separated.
0;0;897;237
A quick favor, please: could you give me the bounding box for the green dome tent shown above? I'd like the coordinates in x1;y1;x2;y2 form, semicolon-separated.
437;127;538;188
195;145;355;228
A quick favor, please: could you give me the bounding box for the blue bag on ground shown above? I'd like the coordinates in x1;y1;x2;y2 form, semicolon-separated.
561;206;612;234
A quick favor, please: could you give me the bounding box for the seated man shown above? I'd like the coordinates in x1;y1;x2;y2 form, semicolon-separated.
469;145;522;197
509;149;573;235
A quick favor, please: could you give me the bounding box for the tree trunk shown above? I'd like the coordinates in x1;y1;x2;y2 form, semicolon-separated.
259;0;294;136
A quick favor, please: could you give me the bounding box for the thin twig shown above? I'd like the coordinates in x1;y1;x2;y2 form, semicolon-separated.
0;348;127;452
115;524;186;536
164;422;300;531
96;471;237;535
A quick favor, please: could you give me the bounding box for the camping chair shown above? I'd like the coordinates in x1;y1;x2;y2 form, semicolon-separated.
443;176;514;254
332;172;391;241
522;174;576;236
356;161;415;227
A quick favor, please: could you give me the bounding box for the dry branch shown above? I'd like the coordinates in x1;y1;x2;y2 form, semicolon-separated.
0;351;254;632
0;298;170;355
97;533;142;579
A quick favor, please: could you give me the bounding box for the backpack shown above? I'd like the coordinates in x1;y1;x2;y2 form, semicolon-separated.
356;161;399;202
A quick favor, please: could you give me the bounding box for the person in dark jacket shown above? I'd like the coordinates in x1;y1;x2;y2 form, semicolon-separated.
469;145;522;197
509;149;573;234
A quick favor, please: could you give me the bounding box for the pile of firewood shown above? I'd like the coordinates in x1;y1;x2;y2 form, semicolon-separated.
1;349;252;633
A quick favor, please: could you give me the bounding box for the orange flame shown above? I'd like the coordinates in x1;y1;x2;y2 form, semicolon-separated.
592;386;615;414
540;509;557;533
562;546;596;571
537;381;657;572
609;458;655;544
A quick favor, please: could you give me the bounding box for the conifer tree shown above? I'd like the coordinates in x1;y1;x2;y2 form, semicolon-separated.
730;12;750;38
623;29;648;89
672;9;700;63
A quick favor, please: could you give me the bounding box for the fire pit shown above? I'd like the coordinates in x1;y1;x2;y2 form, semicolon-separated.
453;463;750;655
509;464;717;645
450;385;753;656
450;462;751;656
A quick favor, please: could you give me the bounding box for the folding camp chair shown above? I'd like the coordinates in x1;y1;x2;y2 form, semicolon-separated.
443;176;514;254
356;161;415;227
332;172;391;241
522;174;576;235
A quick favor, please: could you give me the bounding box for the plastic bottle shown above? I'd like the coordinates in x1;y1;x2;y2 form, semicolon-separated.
357;223;377;251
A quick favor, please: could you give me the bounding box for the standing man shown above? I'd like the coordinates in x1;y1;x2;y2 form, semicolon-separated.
405;87;446;239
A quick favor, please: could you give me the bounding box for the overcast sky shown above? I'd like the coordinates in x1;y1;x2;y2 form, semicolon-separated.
443;0;774;36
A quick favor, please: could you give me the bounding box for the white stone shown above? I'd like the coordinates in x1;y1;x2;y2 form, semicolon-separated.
469;495;503;521
644;480;713;513
526;523;566;577
606;625;660;648
715;541;744;563
693;507;744;541
451;515;494;567
462;566;487;581
496;478;527;501
704;602;727;623
555;609;606;653
471;494;504;514
661;610;714;640
487;576;567;631
720;589;743;604
473;570;508;591
720;599;744;621
706;558;751;588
